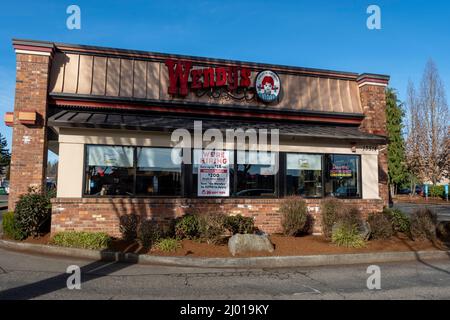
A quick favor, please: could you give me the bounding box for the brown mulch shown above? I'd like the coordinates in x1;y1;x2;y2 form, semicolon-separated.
3;233;447;258
110;233;447;258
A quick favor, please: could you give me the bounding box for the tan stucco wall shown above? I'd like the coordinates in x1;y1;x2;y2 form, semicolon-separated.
57;128;380;199
361;154;380;199
56;142;84;198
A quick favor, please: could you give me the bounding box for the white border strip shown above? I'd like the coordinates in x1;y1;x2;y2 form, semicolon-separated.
15;49;51;56
358;81;388;88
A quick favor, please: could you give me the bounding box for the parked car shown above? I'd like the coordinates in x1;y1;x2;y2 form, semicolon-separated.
397;185;423;195
0;180;9;194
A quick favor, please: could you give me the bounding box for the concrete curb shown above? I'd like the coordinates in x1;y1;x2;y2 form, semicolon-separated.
1;239;449;268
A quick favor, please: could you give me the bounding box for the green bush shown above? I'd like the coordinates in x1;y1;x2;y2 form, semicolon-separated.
429;185;445;198
2;212;25;240
280;196;309;236
51;231;111;250
137;220;162;248
383;208;410;234
410;208;437;242
321;198;341;238
437;222;450;242
197;212;227;244
331;223;366;248
367;213;394;240
119;213;140;241
224;215;255;235
14;188;52;238
175;214;200;239
154;238;182;252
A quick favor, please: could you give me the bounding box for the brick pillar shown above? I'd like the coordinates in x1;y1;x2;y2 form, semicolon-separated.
357;74;390;206
8;40;54;210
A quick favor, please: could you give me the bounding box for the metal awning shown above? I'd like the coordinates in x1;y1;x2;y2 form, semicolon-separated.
48;110;387;144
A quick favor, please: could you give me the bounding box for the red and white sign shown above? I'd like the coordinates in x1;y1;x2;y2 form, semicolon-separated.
198;150;230;197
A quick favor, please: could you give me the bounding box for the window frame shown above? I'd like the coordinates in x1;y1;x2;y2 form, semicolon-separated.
81;144;363;200
284;152;324;199
82;144;184;198
324;153;362;199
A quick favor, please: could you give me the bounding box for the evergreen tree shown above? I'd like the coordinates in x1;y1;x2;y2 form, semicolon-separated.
386;88;407;195
0;133;11;177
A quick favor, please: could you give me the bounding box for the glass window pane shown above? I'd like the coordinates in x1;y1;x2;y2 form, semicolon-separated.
136;147;181;196
235;151;277;197
325;154;360;198
85;146;134;196
87;145;133;167
286;153;322;197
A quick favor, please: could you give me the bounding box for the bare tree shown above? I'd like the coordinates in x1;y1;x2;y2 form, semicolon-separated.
418;59;449;184
405;81;425;193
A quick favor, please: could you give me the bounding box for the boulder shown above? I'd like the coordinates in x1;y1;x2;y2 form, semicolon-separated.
228;234;274;256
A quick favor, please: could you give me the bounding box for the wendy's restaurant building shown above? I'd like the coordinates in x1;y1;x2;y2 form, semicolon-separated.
5;39;389;237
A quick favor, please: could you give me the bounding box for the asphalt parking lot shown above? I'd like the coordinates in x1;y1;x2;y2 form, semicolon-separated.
393;202;450;222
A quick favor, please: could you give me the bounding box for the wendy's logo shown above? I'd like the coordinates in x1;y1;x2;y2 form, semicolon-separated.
255;70;280;103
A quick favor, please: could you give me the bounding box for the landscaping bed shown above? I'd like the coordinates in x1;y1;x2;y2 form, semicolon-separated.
2;232;447;258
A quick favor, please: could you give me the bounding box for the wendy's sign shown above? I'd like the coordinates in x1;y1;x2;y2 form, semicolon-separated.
164;59;280;103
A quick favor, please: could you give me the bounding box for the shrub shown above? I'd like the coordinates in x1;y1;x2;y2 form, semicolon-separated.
51;231;111;250
321;198;341;238
224;215;254;235
14;188;52;238
437;222;450;242
137;220;162;248
339;206;363;227
280;196;309;236
2;212;25;240
429;185;445;198
383;208;410;234
154;238;182;252
331;222;366;248
367;213;394;240
410;208;437;242
175;214;200;239
197;212;227;244
119;214;140;241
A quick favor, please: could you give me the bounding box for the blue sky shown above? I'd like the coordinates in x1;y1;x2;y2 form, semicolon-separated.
1;0;449;161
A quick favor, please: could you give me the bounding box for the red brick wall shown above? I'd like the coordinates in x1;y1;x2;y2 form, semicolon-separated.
358;83;389;206
51;197;384;238
8;53;52;210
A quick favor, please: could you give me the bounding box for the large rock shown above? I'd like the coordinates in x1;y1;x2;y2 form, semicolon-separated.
228;234;274;256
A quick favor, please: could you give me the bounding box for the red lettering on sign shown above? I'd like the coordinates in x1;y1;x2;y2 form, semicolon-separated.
191;69;203;89
203;68;215;88
215;67;227;86
165;59;192;96
164;59;254;96
240;68;251;87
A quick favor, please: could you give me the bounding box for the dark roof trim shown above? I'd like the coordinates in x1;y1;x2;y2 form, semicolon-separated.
48;110;387;144
49;92;366;122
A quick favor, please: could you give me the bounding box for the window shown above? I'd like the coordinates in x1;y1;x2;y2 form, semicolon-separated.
235;151;277;197
325;154;361;198
136;147;182;196
85;145;134;196
84;145;181;196
286;153;323;197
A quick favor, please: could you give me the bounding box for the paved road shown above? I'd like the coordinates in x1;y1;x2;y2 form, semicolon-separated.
393;202;450;222
0;247;449;300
